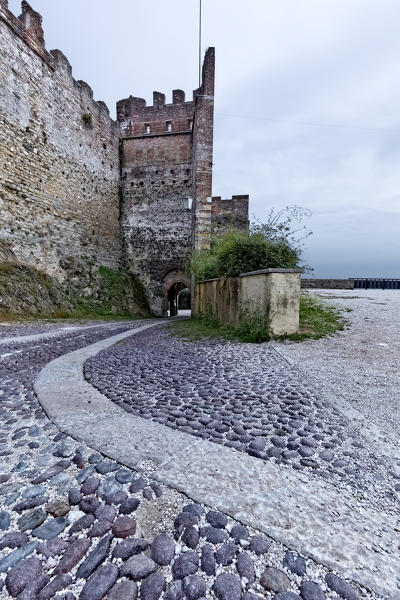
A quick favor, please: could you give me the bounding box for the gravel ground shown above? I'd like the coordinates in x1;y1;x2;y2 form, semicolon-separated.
0;322;375;599
274;289;400;440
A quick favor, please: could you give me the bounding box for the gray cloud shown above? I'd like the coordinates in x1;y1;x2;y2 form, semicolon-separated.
8;0;400;277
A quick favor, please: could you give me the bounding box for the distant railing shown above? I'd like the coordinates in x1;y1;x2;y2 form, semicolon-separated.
354;278;400;289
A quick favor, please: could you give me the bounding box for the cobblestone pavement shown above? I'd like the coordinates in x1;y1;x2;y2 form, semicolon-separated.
0;319;148;340
0;321;392;599
86;327;400;515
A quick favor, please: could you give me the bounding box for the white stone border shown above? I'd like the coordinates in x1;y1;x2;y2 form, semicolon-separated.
0;320;143;346
34;323;399;598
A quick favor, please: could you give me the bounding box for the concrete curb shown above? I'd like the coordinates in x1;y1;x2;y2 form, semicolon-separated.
34;324;399;598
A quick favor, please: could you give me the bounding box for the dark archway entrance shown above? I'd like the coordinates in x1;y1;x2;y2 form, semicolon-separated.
167;281;185;316
162;270;191;317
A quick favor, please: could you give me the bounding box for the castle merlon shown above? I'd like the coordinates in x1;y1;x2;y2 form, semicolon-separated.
0;1;114;118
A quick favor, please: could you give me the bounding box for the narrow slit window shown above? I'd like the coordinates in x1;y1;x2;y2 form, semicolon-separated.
166;120;172;132
188;119;193;130
145;123;151;134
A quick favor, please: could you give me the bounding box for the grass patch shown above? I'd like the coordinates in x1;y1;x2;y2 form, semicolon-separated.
170;314;237;342
170;295;349;343
280;295;349;341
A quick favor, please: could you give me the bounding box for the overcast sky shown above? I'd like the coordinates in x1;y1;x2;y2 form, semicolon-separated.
8;0;400;277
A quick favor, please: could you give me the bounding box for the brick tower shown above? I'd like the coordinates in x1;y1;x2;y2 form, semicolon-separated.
118;48;248;316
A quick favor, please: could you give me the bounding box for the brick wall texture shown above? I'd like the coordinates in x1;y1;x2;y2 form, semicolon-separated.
0;1;249;316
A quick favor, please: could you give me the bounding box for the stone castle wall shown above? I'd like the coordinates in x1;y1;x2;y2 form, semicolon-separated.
211;195;249;234
0;1;121;286
0;2;249;317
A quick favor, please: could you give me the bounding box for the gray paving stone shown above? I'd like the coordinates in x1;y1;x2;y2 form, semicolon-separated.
0;532;28;550
325;573;359;600
31;517;68;540
5;556;42;596
54;537;91;574
183;574;207;600
22;485;46;499
215;542;237;566
107;579;138;600
76;535;112;580
151;533;175;566
37;538;69;559
79;562;119;600
37;573;73;600
213;573;242;600
164;580;183;600
17;509;47;532
237;551;255;584
140;572;166;600
0;510;10;530
115;468;134;484
299;581;326;600
17;573;50;599
172;552;199;579
121;554;157;580
112;537;149;560
260;567;291;592
0;540;38;573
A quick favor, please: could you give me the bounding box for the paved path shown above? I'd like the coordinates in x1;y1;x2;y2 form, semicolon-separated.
0;318;397;598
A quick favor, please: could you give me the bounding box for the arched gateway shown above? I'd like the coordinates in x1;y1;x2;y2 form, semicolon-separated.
162;270;191;317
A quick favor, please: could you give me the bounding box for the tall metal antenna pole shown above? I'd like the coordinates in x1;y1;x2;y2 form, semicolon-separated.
198;0;202;86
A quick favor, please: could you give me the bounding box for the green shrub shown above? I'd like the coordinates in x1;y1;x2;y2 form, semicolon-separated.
189;230;298;281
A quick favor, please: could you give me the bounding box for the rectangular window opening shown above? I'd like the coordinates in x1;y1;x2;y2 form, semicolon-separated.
145;123;151;134
166;120;172;132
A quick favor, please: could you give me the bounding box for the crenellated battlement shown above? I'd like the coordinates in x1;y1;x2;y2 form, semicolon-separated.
117;92;195;138
211;195;250;234
117;48;215;141
0;1;114;121
19;0;44;46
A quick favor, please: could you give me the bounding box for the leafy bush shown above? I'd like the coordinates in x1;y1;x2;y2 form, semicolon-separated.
189;230;298;281
189;205;312;281
251;205;312;271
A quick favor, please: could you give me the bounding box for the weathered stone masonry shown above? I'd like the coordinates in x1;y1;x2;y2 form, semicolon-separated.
0;0;121;284
117;49;219;315
0;1;249;316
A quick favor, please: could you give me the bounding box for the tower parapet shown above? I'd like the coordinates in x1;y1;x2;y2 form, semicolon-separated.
211;195;250;234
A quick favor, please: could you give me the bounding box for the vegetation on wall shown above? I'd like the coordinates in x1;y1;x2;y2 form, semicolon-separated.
189;205;311;281
82;113;92;127
0;263;149;320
